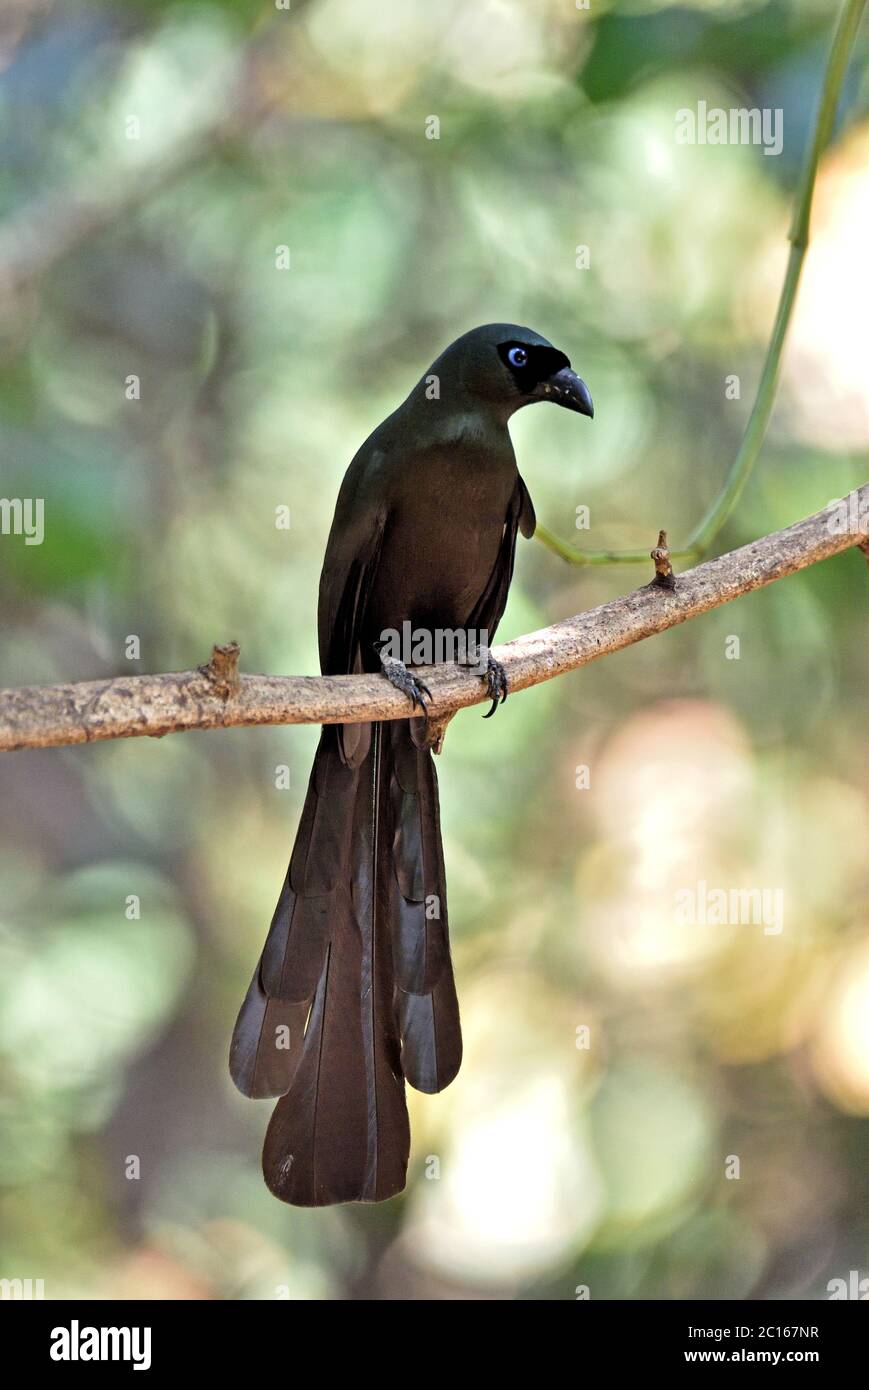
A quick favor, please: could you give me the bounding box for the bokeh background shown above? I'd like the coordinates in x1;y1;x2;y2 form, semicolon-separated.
0;0;867;1301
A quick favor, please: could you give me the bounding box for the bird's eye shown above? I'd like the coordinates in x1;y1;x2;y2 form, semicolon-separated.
507;346;528;368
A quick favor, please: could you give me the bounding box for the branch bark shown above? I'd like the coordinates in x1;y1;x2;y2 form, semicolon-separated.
1;487;865;753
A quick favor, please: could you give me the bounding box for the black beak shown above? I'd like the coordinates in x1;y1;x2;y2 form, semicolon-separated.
536;367;594;418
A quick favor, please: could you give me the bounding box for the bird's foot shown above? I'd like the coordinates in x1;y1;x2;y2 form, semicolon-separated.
482;655;508;719
379;653;432;719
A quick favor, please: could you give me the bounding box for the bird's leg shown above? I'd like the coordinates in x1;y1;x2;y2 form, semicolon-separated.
376;646;432;719
482;654;508;719
455;633;508;719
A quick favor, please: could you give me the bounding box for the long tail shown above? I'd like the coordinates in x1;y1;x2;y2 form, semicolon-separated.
229;720;462;1206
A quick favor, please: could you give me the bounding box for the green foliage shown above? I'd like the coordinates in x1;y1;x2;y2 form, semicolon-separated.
0;0;867;1301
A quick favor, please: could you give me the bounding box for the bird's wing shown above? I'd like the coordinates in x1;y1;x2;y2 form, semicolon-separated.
317;457;389;764
467;470;535;640
516;470;537;539
318;502;387;676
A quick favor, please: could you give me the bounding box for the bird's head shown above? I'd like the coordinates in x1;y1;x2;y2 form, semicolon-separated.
433;322;594;420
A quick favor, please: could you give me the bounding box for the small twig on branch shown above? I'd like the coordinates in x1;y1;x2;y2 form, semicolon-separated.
198;641;241;700
648;530;677;592
0;488;865;753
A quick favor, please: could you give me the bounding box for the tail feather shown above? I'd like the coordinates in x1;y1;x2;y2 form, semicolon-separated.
260;730;358;1002
229;964;309;1099
387;721;451;994
397;969;462;1095
261;885;333;1004
262;927;378;1205
390;722;462;1092
351;723;411;1200
231;716;462;1206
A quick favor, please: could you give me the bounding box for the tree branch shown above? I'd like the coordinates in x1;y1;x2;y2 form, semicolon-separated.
0;487;865;753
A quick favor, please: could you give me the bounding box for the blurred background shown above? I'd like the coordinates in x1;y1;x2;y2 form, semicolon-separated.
0;0;867;1301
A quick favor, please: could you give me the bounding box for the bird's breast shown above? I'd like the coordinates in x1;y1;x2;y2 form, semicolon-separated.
365;447;516;639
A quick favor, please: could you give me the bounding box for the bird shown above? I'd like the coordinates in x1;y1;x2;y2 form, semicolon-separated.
229;323;593;1206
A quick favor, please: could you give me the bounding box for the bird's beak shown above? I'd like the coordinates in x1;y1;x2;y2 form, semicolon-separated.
536;367;594;418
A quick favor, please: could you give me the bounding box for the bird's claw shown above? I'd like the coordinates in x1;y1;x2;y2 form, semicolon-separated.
380;655;431;721
482;655;508;719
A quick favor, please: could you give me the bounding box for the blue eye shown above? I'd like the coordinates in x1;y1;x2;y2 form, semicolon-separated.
507;346;528;368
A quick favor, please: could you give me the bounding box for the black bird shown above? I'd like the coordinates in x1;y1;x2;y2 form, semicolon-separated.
229;323;593;1206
